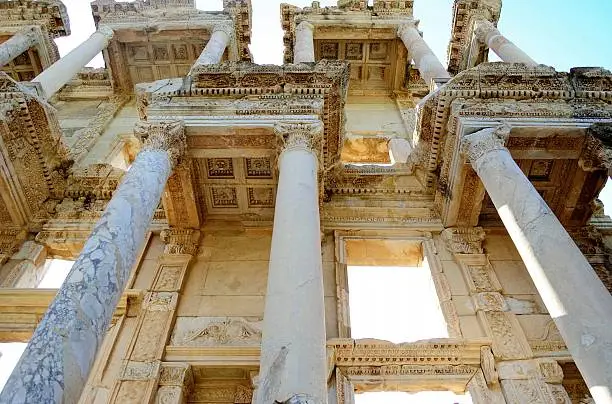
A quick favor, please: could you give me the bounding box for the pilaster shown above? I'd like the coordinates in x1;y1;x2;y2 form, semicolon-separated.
0;240;47;288
109;229;200;403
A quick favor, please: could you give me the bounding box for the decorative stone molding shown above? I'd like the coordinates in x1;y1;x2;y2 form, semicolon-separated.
66;163;126;200
134;120;186;166
0;0;70;38
120;360;161;381
579;123;612;174
446;0;501;74
440;227;486;254
480;346;499;387
68;95;129;162
460;124;511;163
160;229;200;255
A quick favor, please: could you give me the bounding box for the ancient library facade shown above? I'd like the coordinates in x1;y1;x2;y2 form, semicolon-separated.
0;0;611;403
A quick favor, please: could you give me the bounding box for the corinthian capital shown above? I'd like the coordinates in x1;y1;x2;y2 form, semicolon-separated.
212;21;235;39
460;124;511;163
134;120;186;166
95;25;115;43
274;121;323;155
473;19;499;42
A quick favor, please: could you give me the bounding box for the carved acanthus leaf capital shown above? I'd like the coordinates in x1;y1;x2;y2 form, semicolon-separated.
473;19;498;42
579;123;612;175
160;229;201;255
441;227;486;254
460;124;511;163
95;25;115;43
397;22;420;44
295;20;315;33
134;120;186;166
212;21;235;40
275;121;323;156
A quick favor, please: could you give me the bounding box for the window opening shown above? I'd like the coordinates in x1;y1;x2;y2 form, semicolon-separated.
347;258;448;342
38;259;74;288
355;391;473;404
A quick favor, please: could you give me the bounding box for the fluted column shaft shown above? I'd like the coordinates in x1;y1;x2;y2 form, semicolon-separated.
255;122;326;404
192;23;232;68
474;19;537;66
294;21;315;63
0;121;185;404
398;24;450;86
0;26;39;67
31;26;114;98
461;126;612;403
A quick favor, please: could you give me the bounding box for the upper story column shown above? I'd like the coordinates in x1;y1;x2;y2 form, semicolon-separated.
192;22;233;69
473;19;537;65
398;23;450;86
0;26;40;67
294;21;315;63
31;26;114;98
255;122;327;404
0;121;186;404
461;125;612;403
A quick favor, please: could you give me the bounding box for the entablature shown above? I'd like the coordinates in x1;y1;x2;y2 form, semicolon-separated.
91;0;252;93
417;64;612;228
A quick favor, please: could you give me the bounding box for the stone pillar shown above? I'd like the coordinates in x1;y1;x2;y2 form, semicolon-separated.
0;26;39;67
461;125;612;403
473;19;537;66
0;240;47;288
191;22;233;69
0;121;185;404
294;21;315;64
109;229;199;403
154;363;194;404
31;26;114;98
255;122;327;404
397;23;450;86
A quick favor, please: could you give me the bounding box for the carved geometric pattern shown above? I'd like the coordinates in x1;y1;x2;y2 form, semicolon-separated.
245;157;272;178
211;187;238;208
320;42;339;59
345;43;363;60
206;158;234;178
527;160;553;180
369;42;388;60
247;187;274;208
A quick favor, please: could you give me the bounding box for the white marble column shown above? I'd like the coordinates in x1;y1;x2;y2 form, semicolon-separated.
0;121;185;404
294;21;315;64
255;122;327;404
0;26;39;67
473;19;537;66
398;23;450;86
461;125;612;403
31;26;114;98
191;22;233;69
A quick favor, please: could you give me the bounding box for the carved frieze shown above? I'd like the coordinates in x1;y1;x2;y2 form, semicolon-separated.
170;317;263;346
0;73;71;229
441;227;486;254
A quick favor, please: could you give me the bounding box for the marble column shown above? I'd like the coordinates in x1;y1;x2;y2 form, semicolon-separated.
0;121;185;404
0;26;39;67
31;26;114;98
461;125;612;403
473;19;537;66
398;23;450;86
191;22;233;69
294;21;315;64
255;122;327;404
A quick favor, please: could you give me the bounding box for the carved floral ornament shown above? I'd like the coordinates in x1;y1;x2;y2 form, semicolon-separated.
274;121;324;156
579;123;612;174
133;120;186;166
460;123;511;163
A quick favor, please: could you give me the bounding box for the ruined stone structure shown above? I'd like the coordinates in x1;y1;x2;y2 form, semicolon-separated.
0;0;611;403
